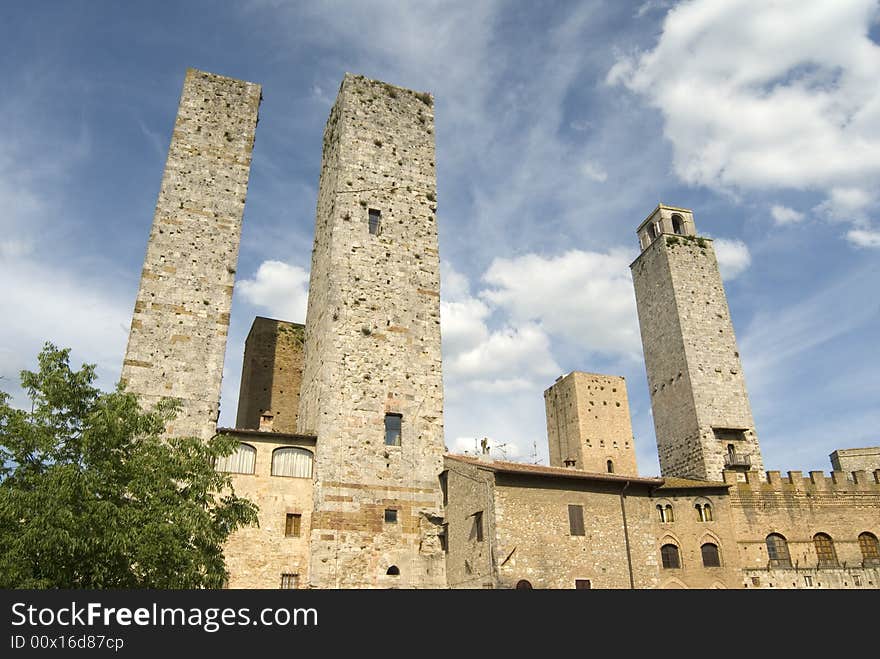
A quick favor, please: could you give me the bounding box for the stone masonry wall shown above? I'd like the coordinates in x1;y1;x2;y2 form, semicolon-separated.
444;458;497;589
726;469;880;589
220;431;315;588
297;74;446;588
235;317;304;434
121;68;261;440
544;372;639;476
652;483;742;588
830;447;880;474
631;228;763;480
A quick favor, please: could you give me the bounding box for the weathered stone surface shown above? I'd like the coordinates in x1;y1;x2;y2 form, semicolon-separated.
296;74;446;588
630;205;764;481
830;447;880;474
544;371;639;476
235;317;304;434
121;68;261;440
219;430;315;588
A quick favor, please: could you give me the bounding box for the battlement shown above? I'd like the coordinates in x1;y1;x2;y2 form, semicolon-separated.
724;469;880;492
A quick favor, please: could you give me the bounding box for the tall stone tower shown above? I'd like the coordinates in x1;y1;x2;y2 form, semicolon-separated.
235;317;304;434
630;204;763;481
544;372;639;476
297;74;446;588
121;69;261;440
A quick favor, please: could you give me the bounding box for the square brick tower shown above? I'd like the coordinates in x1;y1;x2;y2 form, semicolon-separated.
297;74;446;588
630;204;764;481
544;372;639;476
121;69;261;440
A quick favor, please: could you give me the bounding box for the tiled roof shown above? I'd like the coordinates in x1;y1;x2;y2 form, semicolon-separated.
216;427;317;442
444;454;664;486
658;477;730;490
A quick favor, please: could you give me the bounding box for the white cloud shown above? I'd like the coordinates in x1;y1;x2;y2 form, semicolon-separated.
609;0;880;239
480;249;642;357
237;260;310;323
770;205;804;225
0;256;130;408
580;159;608;182
846;229;880;248
446;323;559;380
711;238;751;280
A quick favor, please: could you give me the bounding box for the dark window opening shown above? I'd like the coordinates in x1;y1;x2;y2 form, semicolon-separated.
439;471;448;507
515;580;533;589
661;544;681;569
575;579;592;590
859;532;880;565
766;533;792;567
368;208;381;235
384;413;402;446
671;213;685;235
386;565;400;576
568;504;585;536
285;513;302;537
606;459;614;473
439;524;448;552
701;543;721;567
384;508;398;523
813;533;838;567
470;511;484;542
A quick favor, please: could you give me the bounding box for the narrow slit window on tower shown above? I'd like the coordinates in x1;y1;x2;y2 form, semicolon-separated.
368;208;381;235
606;459;614;473
568;504;585;536
384;413;402;446
470;511;484;542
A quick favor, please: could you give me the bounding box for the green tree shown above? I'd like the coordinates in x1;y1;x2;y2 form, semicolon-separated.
0;343;258;588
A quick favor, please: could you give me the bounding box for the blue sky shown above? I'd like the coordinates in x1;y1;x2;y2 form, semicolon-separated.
1;0;878;477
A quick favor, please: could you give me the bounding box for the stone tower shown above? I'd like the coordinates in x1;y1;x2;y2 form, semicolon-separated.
297;74;446;588
630;204;764;481
121;69;261;440
235;317;304;434
544;372;639;476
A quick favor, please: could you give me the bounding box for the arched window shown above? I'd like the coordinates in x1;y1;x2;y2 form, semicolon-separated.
648;223;658;241
665;504;674;523
671;213;685;235
695;502;714;522
766;533;791;567
661;544;681;569
813;533;838;567
271;447;313;478
215;442;256;474
606;459;614;473
386;566;400;576
859;532;880;566
515;580;533;589
701;543;721;567
657;504;665;522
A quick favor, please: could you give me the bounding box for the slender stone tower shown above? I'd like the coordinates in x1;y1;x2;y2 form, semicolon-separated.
630;204;763;481
544;372;639;476
297;74;446;588
121;68;261;440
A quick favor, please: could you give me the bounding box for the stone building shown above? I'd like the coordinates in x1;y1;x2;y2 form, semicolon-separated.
121;68;880;589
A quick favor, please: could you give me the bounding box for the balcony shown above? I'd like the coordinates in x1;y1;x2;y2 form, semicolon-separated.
724;452;751;468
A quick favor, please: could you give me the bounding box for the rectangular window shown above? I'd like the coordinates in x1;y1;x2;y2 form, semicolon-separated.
285;513;302;537
470;511;484;542
384;413;402;446
568;504;585;536
384;508;398;523
439;471;448;507
280;573;299;589
853;574;862;586
439;524;448;552
368;208;381;235
575;579;592;590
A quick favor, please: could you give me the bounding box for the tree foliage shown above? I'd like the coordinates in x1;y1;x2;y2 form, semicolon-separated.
0;343;258;588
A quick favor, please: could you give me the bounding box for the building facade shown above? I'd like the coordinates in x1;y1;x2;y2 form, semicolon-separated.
122;69;880;589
